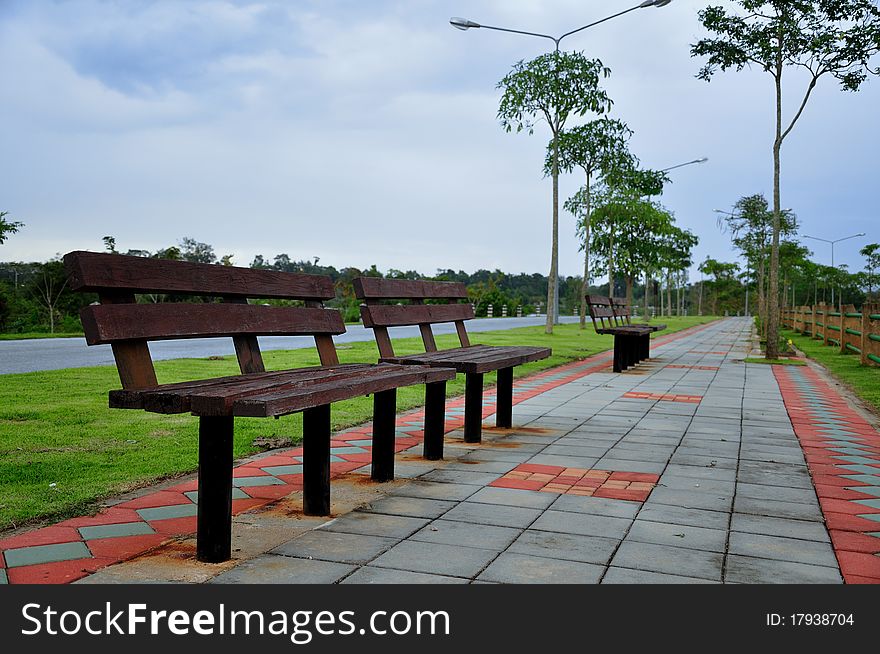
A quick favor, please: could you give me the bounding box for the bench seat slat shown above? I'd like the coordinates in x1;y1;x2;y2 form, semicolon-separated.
382;345;551;374
64;251;334;300
81;303;345;345
231;365;455;418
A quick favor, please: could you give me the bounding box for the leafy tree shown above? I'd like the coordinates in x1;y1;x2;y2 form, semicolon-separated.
102;236;118;254
699;258;741;315
0;212;23;245
29;260;71;333
179;237;216;264
860;243;880;299
554;118;634;328
497;50;612;333
692;0;880;357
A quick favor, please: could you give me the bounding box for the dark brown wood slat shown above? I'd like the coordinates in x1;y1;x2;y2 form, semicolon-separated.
64;251;335;300
353;277;468;300
81;303;345;345
455;321;471;347
380;345;497;364
99;292;158;390
359;303;474;328
230;365;455;417
224;297;266;374
385;345;550;374
190;364;386;416
110;365;364;412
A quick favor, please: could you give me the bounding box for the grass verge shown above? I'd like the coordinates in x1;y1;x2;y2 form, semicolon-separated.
0;316;717;530
0;332;83;340
744;357;806;366
782;329;880;415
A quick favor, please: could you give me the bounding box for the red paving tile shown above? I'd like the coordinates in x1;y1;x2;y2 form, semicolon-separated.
86;534;168;560
0;526;82;551
836;551;880;580
829;530;880;554
238;484;296;501
6;557;116;585
116;491;193;510
148;516;199;536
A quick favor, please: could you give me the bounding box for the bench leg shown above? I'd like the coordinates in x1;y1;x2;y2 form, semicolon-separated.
613;336;624;373
495;367;514;429
464;372;484;443
197;415;234;563
371;389;397;482
423;381;446;461
629;335;639;367
642;334;651;360
303;404;331;516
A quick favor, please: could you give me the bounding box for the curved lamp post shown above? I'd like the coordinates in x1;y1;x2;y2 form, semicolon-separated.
450;0;674;325
802;232;866;305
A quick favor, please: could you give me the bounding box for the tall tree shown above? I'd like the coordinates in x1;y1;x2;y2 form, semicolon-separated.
692;0;880;357
553;118;634;329
861;243;880;299
0;211;23;245
497;51;612;333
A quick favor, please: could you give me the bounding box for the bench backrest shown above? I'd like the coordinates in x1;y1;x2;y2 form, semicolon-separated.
352;277;474;358
64;251;344;389
611;297;634;327
585;295;618;333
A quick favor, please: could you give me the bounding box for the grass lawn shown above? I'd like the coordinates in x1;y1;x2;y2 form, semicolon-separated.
783;329;880;415
0;315;717;531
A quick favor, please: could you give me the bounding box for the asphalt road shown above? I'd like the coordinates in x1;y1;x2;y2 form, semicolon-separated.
0;316;580;374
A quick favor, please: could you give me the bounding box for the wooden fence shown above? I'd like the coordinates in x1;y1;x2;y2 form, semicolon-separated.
781;303;880;367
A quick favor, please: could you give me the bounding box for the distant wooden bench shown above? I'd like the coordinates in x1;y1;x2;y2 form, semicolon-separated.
63;251;454;563
354;278;551;445
586;296;665;372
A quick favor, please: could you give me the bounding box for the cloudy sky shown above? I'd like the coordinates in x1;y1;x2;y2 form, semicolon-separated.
1;0;877;282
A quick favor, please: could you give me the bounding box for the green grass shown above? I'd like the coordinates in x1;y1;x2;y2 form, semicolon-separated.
0;316;716;531
782;329;880;415
0;332;83;340
744;357;806;366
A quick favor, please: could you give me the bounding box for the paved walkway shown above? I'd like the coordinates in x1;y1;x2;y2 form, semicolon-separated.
2;317;879;584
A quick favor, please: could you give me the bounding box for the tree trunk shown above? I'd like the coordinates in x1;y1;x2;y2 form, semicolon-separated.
765;27;784;359
644;271;651;322
625;275;634;308
546;133;559;334
666;271;673;317
579;169;592;330
608;224;615;297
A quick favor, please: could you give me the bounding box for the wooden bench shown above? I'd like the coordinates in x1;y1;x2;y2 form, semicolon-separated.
586;296;665;372
63;251;454;563
353;278;551;446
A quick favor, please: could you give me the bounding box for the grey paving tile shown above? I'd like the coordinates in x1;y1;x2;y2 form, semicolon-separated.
419;469;503;486
441;502;542;529
647;488;733;512
460;449;534;464
476;552;603;584
409;519;520;551
137;503;198;522
441;461;518;474
549;494;641;519
4;541;92;568
390;481;478;502
610;541;724;581
526;454;599;468
321;512;429;539
79;522;156;540
340;566;469;584
730;513;831;543
360;496;456;519
271;531;397;565
210;555;355;584
509;530;618;565
728;531;838;567
733;496;823;521
735;483;818;505
467;486;558;510
724;554;842;584
0;569;6;584
625;520;728;553
593;459;666;474
530;510;631;539
371;540;497;578
662;464;737;482
601;567;718;584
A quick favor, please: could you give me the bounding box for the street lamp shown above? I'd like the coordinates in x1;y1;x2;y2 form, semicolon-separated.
802;232;866;305
661;157;708;173
450;0;674;325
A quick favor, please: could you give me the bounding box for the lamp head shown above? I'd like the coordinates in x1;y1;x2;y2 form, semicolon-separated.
450;17;481;30
641;0;673;7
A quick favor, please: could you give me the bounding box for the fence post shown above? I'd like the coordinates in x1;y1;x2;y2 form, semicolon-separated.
502;305;507;318
516;306;522;318
487;305;493;318
860;305;869;366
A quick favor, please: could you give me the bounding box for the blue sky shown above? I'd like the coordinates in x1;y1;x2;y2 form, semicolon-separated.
1;0;877;282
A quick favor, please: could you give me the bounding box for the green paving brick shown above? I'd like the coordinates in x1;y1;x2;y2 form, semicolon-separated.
137;503;198;522
857;513;880;523
79;522;156;540
0;569;7;584
259;465;303;476
233;475;284;487
4;541;92;568
853;499;880;510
